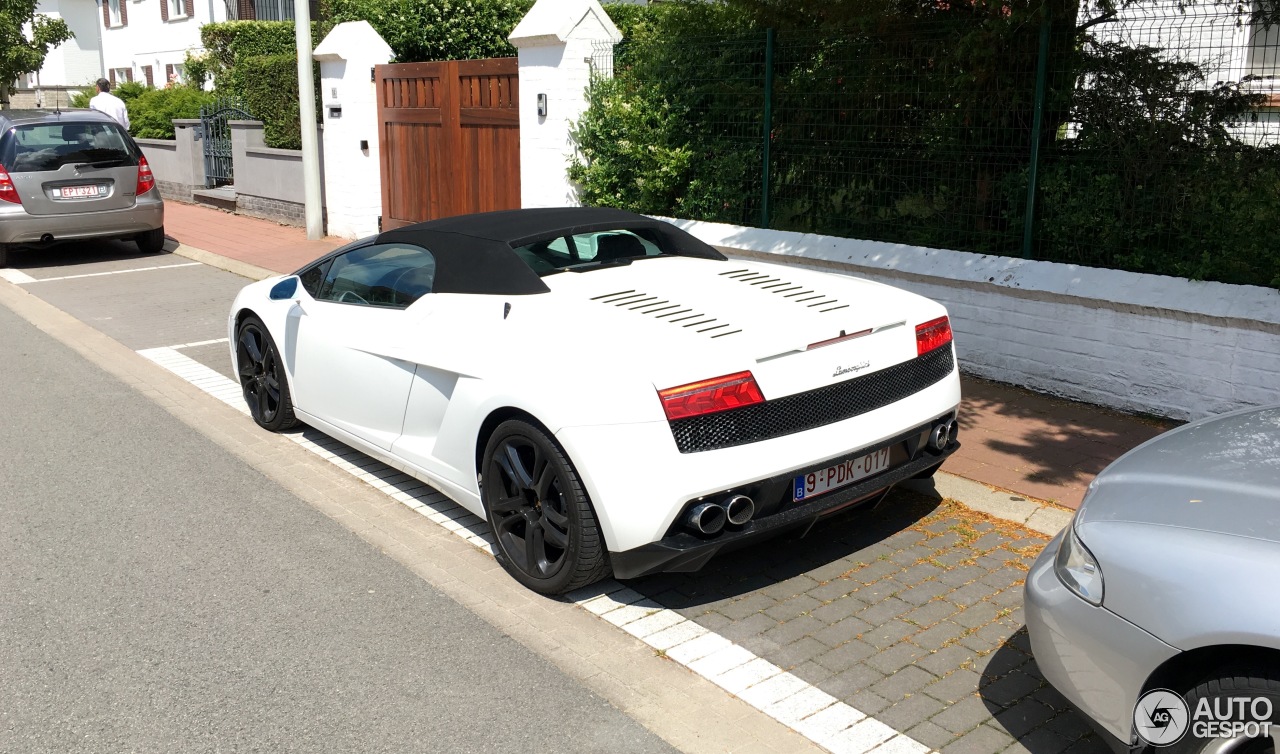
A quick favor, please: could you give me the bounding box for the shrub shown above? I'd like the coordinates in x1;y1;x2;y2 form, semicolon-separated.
238;53;320;150
201;21;310;77
181;50;212;89
571;6;1280;288
69;79;147;108
128;86;216;139
199;21;324;148
322;0;530;62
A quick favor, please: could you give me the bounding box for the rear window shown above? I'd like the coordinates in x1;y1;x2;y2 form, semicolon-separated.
512;228;669;275
0;122;137;173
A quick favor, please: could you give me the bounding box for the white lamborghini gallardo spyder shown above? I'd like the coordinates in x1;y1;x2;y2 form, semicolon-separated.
229;208;961;594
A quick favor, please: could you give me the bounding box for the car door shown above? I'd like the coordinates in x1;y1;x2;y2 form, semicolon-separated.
285;242;438;450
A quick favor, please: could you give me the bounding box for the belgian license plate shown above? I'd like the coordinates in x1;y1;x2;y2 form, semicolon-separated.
59;185;104;199
793;447;892;502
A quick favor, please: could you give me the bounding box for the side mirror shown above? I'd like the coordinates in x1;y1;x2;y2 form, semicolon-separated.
269;276;299;301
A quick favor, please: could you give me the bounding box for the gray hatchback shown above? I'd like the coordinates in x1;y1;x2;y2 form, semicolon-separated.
0;109;164;268
1026;405;1279;754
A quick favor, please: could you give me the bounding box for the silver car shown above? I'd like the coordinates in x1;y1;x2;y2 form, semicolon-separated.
0;109;164;268
1026;405;1279;754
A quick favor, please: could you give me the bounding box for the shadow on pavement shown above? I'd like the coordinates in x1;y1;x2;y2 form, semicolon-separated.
957;375;1175;491
980;627;1108;754
7;238;175;270
630;488;942;607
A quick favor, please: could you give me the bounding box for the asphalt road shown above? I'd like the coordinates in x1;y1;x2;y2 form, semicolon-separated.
0;302;676;754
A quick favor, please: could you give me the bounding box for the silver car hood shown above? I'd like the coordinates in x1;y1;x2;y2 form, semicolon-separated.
1078;405;1280;543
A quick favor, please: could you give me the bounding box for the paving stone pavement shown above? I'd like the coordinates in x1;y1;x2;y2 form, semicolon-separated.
629;492;1106;754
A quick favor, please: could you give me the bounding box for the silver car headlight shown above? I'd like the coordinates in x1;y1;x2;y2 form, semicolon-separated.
1055;516;1104;605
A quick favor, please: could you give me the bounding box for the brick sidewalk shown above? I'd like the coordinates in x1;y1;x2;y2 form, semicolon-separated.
165;202;342;274
163;201;1177;509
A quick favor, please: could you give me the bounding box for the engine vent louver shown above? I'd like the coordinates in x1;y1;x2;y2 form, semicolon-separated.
591;290;742;339
719;269;849;313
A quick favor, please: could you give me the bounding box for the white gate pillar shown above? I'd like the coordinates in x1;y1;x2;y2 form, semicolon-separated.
314;21;393;239
509;0;621;209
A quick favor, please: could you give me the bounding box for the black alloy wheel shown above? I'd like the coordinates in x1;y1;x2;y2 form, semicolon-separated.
481;420;609;595
236;315;298;432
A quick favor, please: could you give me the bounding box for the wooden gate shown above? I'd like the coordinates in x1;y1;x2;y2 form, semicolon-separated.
375;58;520;231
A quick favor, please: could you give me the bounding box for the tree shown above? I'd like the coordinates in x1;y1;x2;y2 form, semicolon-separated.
0;0;74;109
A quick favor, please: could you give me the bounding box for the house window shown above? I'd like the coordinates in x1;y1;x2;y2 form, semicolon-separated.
107;0;122;25
1248;21;1280;78
168;0;186;18
114;67;133;83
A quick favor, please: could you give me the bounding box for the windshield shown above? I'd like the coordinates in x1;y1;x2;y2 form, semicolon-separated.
512;228;670;276
0;122;137;173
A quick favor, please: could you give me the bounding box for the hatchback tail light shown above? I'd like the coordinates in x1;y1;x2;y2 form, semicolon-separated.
658;371;765;421
916;316;953;356
0;165;21;204
136;155;156;195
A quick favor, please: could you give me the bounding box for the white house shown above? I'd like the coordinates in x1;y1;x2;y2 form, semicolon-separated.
1081;0;1280;144
13;0;104;95
96;0;233;89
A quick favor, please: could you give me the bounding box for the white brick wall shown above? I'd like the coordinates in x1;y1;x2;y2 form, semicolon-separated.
667;219;1280;421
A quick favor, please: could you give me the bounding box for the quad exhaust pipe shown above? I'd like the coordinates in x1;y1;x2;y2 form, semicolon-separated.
686;502;727;535
930;419;958;451
724;494;755;526
686;494;756;535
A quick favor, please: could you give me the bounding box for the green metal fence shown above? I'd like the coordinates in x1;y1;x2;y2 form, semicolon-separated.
579;4;1280;288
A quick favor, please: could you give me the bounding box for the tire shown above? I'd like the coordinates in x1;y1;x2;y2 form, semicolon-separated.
481;419;611;595
1166;667;1280;754
235;314;298;432
136;227;166;254
0;244;8;269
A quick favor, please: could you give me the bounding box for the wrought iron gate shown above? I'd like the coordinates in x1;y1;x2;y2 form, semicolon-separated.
199;98;254;187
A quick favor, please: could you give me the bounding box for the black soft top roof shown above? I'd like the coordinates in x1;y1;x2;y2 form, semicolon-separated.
372;207;725;296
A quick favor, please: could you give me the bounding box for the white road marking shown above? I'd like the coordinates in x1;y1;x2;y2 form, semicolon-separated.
15;262;201;284
137;345;935;754
0;269;38;284
171;338;230;350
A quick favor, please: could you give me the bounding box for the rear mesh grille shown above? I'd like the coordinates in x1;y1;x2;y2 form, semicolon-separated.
669;347;955;453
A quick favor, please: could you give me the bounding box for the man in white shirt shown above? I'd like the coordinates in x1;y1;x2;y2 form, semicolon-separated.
89;78;130;130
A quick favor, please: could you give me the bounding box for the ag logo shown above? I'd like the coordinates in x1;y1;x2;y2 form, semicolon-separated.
1135;689;1190;746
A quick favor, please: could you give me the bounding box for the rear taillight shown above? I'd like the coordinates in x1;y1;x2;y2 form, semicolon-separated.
136;155;155;195
0;165;21;204
916;316;953;356
658;371;765;421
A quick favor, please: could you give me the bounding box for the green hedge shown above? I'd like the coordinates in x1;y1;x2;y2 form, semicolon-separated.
200;20;324;92
572;6;1280;288
201;21;323;79
238;53;320;150
68;79;147;109
321;0;530;62
67;81;211;139
129;87;216;139
199;21;325;149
